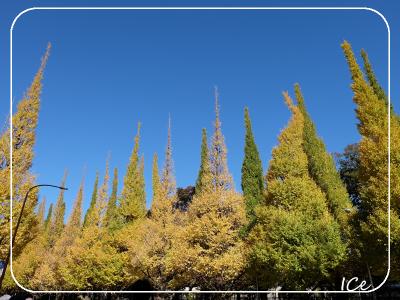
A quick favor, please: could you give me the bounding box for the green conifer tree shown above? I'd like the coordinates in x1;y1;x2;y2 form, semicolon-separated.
83;171;99;228
120;123;146;222
241;107;264;223
195;128;212;195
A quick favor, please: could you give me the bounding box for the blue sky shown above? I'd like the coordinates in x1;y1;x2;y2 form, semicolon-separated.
1;0;399;220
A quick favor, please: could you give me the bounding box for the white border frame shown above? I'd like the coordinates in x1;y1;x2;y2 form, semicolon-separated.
9;6;391;294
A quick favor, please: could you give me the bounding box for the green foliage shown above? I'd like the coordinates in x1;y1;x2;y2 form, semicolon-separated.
241;107;263;225
195;128;212;195
335;143;361;207
295;84;353;238
249;92;346;290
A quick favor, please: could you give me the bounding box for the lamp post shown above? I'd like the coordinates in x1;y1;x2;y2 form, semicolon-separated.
0;184;67;289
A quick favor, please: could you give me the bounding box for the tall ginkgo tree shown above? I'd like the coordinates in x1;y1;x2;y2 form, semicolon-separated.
119;123;146;223
342;41;400;280
0;44;51;291
125;117;180;290
249;91;346;290
167;89;247;290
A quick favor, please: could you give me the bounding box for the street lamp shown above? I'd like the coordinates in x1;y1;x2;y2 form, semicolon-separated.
0;184;67;289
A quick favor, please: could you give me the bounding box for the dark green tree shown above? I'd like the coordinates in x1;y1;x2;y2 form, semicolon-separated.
241;107;263;225
335;143;361;208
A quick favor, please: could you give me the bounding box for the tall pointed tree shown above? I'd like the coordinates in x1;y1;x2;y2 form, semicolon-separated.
60;160;124;290
125;121;182;290
105;167;118;228
30;178;85;290
83;171;99;228
241;107;264;223
120;123;146;222
0;43;51;270
65;179;84;234
165;92;246;290
85;158;110;228
342;41;400;278
44;203;53;230
151;118;177;219
294;84;353;238
195;128;212;195
37;197;46;230
161;116;176;198
152;153;161;202
249;92;346;289
360;49;387;104
49;170;68;246
210;87;233;191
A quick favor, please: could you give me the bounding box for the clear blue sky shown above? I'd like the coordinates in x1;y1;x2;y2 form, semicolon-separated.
1;0;399;220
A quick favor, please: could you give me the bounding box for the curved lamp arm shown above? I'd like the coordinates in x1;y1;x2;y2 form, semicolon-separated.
0;184;67;289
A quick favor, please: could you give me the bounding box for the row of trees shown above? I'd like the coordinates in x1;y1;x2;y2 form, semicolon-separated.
0;41;398;292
